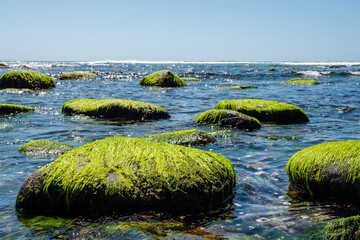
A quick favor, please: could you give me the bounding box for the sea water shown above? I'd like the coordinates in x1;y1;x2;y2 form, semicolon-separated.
1;61;360;239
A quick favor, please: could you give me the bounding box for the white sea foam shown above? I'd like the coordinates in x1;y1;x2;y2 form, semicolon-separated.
349;71;360;76
297;71;322;77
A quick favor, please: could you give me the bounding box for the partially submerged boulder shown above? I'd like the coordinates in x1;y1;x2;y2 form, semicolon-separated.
181;77;201;82
195;109;261;130
140;70;187;87
62;99;170;121
323;215;360;240
216;85;258;90
0;103;35;115
58;71;97;80
215;99;309;124
0;70;55;89
282;78;319;85
265;68;276;71
140;129;216;146
0;63;10;68
286;140;360;199
18;140;74;156
16;136;235;214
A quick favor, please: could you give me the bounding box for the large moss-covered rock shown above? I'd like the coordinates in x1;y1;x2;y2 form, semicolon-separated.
0;103;35;115
215;99;309;124
216;85;258;90
0;70;55;89
140;129;216;146
195;109;261;130
282;78;319;85
323;215;360;240
62;99;170;121
286;140;360;199
140;70;187;87
58;71;97;80
16;137;235;214
18;140;74;156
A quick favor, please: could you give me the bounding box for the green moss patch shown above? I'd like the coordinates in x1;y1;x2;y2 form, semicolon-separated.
282;78;320;85
140;70;187;87
16;136;235;214
215;99;309;124
0;103;35;115
62;99;170;121
58;71;97;80
0;70;55;89
18;140;74;156
181;77;201;82
195;109;261;130
323;215;360;240
286;140;360;199
140;129;216;146
216;85;258;90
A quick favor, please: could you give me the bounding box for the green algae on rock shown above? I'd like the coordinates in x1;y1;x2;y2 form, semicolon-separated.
140;129;216;146
215;99;309;124
140;70;187;87
181;77;201;82
323;215;360;240
282;78;320;85
216;85;258;90
0;70;55;89
58;71;97;80
286;140;360;199
0;103;35;115
16;136;235;214
195;109;261;130
62;99;170;121
18;140;74;156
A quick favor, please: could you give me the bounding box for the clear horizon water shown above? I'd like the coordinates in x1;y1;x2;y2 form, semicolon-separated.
1;61;360;239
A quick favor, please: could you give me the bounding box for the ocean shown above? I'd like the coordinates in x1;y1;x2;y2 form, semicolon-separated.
1;61;360;239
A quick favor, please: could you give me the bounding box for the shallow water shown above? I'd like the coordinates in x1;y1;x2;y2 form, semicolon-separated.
1;61;360;239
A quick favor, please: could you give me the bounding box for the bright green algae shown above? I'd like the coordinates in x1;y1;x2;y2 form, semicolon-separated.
216;85;258;90
181;77;201;82
0;70;55;89
140;70;187;87
286;140;360;198
62;99;170;121
215;99;309;124
323;215;360;240
16;136;235;214
0;103;35;114
58;71;97;80
140;129;216;146
282;78;320;85
195;109;261;130
18;140;74;156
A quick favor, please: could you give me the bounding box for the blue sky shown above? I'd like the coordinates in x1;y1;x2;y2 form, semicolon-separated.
1;0;359;61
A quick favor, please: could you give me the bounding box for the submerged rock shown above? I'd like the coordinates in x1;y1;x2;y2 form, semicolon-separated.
140;70;187;87
282;78;319;85
58;71;97;80
323;215;360;240
215;99;309;124
216;85;258;90
16;136;235;214
62;99;170;121
140;129;216;146
0;103;35;115
1;88;33;94
18;140;74;156
181;77;201;82
286;140;360;199
195;109;261;130
0;70;55;90
265;68;276;71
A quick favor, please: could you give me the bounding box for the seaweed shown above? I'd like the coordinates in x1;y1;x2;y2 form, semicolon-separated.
282;78;320;85
215;99;309;124
0;70;55;89
216;85;258;90
16;137;235;214
323;215;360;240
140;70;187;87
